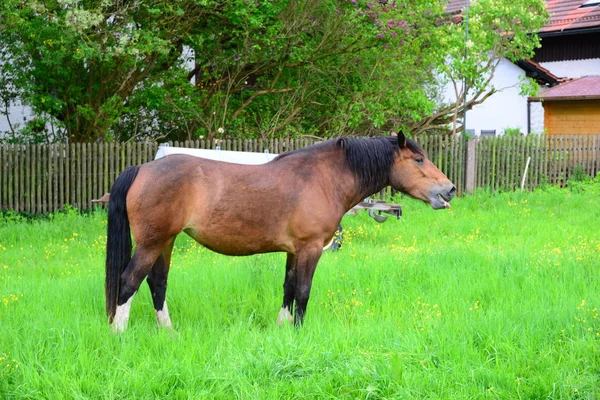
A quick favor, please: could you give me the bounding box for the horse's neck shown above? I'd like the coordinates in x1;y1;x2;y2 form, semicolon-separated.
321;151;388;211
279;147;388;212
345;184;388;211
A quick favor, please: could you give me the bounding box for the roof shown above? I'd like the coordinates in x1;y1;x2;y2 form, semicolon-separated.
445;0;600;33
529;75;600;100
516;59;562;86
446;0;466;14
543;0;600;33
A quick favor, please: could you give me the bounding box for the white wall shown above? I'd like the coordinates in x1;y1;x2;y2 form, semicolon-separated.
529;102;545;134
442;57;532;136
539;58;600;79
0;102;33;139
466;58;530;135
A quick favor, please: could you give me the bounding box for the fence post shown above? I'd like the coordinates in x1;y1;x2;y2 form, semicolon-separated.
465;138;477;194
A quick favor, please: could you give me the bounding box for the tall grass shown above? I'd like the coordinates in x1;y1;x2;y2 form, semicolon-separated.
1;184;599;399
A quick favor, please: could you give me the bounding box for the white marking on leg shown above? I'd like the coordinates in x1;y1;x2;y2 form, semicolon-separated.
155;301;173;329
276;306;294;325
111;292;136;333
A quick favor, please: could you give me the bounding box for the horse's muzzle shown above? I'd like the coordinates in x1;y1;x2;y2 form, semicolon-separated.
429;184;456;210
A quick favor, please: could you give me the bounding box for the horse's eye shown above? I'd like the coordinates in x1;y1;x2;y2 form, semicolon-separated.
415;157;424;164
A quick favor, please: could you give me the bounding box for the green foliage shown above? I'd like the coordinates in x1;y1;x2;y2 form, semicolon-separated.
438;0;547;89
518;73;541;97
568;165;590;183
0;0;548;142
504;126;523;136
117;0;447;140
565;166;598;193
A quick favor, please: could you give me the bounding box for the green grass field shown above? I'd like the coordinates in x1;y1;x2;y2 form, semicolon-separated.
1;184;599;399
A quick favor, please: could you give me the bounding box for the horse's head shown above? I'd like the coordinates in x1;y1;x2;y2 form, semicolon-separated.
389;132;456;210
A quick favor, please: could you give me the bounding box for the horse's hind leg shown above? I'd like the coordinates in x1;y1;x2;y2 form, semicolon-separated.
277;253;297;325
147;238;175;329
112;245;163;333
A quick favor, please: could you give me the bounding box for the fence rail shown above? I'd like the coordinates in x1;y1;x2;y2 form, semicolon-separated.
1;134;599;214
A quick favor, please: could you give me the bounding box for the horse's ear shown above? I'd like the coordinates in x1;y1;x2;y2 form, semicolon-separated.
396;132;406;149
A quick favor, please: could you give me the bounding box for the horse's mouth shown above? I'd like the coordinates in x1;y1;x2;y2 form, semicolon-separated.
438;194;451;209
424;184;455;210
429;193;452;210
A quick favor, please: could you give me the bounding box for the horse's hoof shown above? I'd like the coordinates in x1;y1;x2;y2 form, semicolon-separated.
159;326;179;339
110;321;127;334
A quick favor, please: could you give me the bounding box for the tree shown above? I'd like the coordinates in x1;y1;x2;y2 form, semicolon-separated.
0;0;548;142
416;0;548;136
110;0;449;141
1;0;212;142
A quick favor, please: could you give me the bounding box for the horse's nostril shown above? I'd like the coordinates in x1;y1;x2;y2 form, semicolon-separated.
446;185;456;201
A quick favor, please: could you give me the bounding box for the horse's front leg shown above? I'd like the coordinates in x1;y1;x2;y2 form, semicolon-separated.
293;245;323;326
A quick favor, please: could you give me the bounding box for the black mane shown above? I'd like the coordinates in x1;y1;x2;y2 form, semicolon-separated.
339;136;423;195
275;136;424;196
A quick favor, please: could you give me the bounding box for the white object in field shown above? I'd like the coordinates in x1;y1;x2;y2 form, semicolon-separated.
154;144;277;165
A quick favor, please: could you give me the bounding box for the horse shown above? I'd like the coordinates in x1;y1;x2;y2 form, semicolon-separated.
105;133;455;332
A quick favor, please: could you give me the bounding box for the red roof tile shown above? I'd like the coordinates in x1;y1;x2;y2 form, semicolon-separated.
446;0;466;14
530;75;600;100
518;59;562;83
445;0;600;32
542;0;600;32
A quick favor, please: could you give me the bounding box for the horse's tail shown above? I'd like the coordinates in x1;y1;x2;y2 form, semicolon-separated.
105;165;140;323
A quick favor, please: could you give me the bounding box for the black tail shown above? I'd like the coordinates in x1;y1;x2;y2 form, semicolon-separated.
105;165;140;323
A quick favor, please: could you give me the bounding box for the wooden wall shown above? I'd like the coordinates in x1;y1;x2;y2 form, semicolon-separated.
544;100;600;135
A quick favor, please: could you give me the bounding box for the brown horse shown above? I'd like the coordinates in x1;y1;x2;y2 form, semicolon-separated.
105;133;455;332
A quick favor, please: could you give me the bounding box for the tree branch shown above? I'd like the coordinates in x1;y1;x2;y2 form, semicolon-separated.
231;88;294;120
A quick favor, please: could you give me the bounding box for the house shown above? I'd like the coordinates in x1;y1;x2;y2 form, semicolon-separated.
445;0;600;136
529;0;600;135
530;76;600;134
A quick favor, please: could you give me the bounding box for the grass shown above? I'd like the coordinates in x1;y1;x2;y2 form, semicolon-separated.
1;184;599;399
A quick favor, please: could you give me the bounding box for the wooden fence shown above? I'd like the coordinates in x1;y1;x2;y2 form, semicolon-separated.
472;134;600;190
0;134;599;214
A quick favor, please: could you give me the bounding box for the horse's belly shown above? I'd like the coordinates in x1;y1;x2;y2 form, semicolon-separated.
184;227;291;256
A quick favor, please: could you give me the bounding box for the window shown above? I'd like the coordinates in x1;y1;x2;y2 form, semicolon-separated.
481;129;496;137
580;0;600;8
